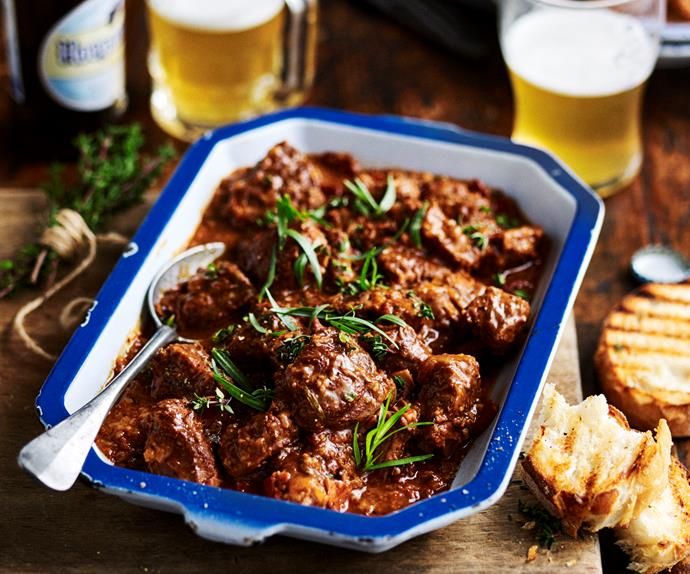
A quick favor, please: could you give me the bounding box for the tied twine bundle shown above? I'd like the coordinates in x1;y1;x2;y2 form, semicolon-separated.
13;208;128;360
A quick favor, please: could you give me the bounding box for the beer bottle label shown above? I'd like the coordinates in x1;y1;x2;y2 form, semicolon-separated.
39;0;125;111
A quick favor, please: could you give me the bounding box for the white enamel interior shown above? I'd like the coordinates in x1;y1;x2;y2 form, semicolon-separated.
60;117;577;525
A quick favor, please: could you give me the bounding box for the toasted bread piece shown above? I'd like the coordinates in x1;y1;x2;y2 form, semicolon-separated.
522;384;672;537
596;282;690;437
523;385;690;573
616;457;690;574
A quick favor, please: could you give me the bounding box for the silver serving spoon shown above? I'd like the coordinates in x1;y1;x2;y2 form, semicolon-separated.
630;245;690;284
17;242;226;491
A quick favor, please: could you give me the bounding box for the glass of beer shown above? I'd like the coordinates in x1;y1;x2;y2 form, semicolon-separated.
499;0;664;197
146;0;318;142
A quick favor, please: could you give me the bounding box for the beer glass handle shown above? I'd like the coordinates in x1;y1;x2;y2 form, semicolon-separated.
282;0;315;94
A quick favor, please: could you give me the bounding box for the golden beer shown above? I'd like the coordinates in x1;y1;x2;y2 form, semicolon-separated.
500;4;661;196
509;71;646;193
147;0;317;141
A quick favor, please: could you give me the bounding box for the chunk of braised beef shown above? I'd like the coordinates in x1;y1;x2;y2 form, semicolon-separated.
278;327;395;431
363;323;431;377
156;260;255;334
214;142;325;227
421;204;484;269
334;288;426;329
377;245;447;287
143;399;220;486
219;408;297;478
462;286;531;354
264;450;353;511
421;176;492;223
96;401;150;468
149;343;216;400
415;355;485;455
305;428;359;481
312;152;360;191
498;225;544;268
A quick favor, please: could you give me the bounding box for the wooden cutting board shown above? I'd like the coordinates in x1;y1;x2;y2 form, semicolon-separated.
0;190;602;573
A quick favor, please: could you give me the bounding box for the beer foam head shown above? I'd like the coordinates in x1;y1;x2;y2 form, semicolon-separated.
503;9;658;97
149;0;284;32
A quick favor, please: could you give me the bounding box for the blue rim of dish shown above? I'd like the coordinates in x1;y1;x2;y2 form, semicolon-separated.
35;107;603;544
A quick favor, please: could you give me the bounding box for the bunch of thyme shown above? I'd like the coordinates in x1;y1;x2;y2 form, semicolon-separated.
0;124;175;298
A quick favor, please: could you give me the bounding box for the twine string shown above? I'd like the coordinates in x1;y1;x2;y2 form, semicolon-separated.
13;208;128;360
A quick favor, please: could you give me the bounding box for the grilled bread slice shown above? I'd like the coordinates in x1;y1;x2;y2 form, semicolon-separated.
522;384;672;537
523;385;690;574
616;455;690;574
596;282;690;437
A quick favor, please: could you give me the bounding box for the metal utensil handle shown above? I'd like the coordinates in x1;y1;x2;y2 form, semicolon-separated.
18;325;177;491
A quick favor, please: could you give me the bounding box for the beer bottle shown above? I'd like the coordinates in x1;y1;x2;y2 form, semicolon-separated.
2;0;128;157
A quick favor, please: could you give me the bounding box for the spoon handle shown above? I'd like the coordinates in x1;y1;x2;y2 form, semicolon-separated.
18;325;177;491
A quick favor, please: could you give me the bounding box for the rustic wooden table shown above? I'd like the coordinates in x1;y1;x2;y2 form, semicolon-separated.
0;1;688;572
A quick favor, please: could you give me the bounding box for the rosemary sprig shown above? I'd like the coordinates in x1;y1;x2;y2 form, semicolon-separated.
0;124;175;299
210;348;272;411
353;394;433;473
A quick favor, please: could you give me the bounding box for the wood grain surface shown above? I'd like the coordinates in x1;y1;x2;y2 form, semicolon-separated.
0;189;600;574
0;1;689;572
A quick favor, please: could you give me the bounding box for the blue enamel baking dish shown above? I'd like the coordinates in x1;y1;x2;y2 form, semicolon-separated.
34;107;603;552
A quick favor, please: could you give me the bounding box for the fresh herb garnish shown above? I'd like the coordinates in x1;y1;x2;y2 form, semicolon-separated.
392;374;407;391
343;175;396;218
479;205;493;214
258;245;277;300
358;247;384;292
494;272;507;287
361;334;390;360
211;348;271;411
0;124;175;299
277;334;311;363
246;312;270;334
190;388;234;414
513;288;531;301
518;500;562;549
205;262;218;279
462;225;489;250
267;303;406;348
259;195;325;292
211;324;235;344
284;228;323;288
406;290;435;320
409;202;429;249
353;394;433;473
163;314;176;327
496;213;521;229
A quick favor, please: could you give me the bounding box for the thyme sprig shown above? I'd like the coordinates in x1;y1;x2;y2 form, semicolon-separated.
0;124;175;298
353;394;433;473
190;389;234;414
